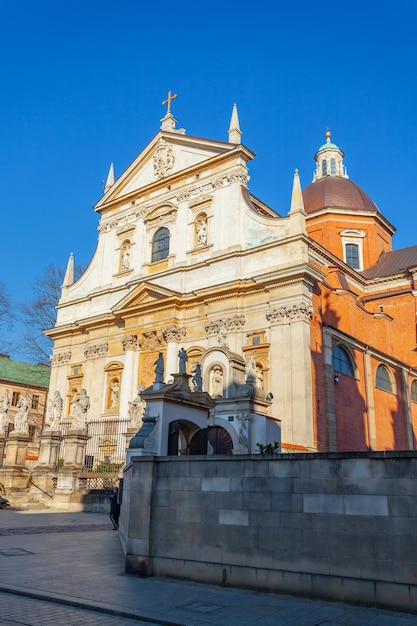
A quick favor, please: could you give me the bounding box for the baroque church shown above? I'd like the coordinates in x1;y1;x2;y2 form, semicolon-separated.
46;97;417;461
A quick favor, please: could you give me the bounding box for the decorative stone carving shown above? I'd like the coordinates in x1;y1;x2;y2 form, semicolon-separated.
122;334;139;351
177;191;191;202
162;325;186;343
266;303;313;325
139;331;164;351
84;343;108;359
50;351;71;366
153;139;175;179
205;314;245;345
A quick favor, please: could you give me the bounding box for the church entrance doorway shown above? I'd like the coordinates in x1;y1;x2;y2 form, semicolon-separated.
189;426;233;455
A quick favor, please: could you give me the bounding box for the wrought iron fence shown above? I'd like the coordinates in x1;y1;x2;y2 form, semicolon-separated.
59;418;132;474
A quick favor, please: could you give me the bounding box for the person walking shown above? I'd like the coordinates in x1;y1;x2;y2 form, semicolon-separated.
108;487;120;530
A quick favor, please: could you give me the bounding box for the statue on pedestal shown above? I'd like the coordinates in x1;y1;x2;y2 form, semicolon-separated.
71;389;90;429
45;391;63;430
0;389;10;433
154;353;164;383
14;392;30;434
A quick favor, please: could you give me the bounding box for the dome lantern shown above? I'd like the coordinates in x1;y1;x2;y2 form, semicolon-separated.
313;131;348;182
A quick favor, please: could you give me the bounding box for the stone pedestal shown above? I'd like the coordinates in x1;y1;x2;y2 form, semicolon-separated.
50;430;90;511
28;431;63;508
61;429;89;467
0;432;30;508
4;432;30;468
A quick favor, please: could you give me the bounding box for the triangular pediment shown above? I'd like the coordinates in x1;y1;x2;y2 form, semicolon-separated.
95;130;245;212
113;282;181;315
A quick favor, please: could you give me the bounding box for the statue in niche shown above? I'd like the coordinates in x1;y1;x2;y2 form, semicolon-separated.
192;364;203;392
128;385;145;428
210;366;223;397
109;378;120;408
121;245;130;270
14;392;30;434
154;352;164;383
178;348;188;374
0;389;10;432
46;391;63;430
71;388;90;428
196;218;207;245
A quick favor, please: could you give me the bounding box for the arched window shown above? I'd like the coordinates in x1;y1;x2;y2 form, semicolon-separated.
330;158;336;175
345;243;360;270
332;345;354;377
151;227;170;263
376;364;393;393
411;380;417;402
321;160;327;176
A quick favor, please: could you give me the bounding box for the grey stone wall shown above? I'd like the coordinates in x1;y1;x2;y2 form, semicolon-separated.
120;452;417;611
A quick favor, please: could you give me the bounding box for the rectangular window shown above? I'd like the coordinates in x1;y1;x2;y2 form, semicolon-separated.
345;243;360;270
11;392;19;406
28;425;36;442
31;395;39;409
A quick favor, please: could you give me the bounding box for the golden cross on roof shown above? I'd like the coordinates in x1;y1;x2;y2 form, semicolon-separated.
162;90;177;116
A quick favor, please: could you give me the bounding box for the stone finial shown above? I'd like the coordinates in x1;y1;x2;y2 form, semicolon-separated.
228;103;242;144
104;163;114;193
62;252;74;288
290;169;305;214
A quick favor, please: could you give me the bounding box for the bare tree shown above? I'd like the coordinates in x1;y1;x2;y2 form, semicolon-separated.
19;263;84;365
0;281;14;355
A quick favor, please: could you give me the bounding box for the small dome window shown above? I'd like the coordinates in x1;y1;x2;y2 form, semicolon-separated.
345;243;360;270
330;158;336;175
321;160;327;176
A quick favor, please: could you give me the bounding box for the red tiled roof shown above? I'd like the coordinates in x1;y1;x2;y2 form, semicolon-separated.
361;245;417;279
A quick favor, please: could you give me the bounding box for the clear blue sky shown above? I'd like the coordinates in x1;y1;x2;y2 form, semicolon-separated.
1;1;416;359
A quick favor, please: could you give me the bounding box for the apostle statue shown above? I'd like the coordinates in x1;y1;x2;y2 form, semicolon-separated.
45;391;63;430
14;392;30;434
71;389;90;429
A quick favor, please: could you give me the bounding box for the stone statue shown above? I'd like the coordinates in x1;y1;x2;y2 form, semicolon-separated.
0;389;10;433
46;391;63;430
154;352;164;383
14;392;30;434
192;364;203;392
122;246;130;270
71;388;90;429
245;356;257;383
178;348;188;374
217;324;228;347
128;385;145;428
210;366;223;397
255;366;264;390
109;379;119;408
197;219;207;245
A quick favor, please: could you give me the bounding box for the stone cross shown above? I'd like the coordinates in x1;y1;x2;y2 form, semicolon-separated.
162;90;177;116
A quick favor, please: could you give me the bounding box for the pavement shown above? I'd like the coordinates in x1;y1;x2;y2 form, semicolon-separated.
0;509;416;626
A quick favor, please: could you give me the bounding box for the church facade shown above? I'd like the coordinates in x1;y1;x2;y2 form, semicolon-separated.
46;101;417;459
